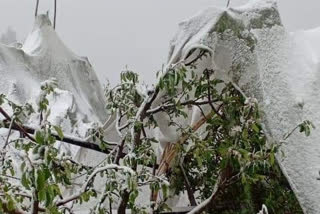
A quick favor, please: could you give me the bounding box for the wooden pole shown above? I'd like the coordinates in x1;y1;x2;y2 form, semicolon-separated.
35;0;40;17
227;0;231;8
53;0;57;29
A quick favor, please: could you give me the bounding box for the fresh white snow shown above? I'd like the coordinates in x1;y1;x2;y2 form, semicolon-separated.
2;0;320;213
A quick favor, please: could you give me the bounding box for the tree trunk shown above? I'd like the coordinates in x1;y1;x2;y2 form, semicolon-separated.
117;191;130;214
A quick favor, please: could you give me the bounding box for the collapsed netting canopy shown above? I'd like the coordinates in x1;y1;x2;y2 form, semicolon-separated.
164;0;320;213
0;14;112;168
0;14;114;212
2;1;320;212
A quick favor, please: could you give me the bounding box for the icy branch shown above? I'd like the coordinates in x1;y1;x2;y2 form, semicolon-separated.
0;118;116;154
55;164;135;206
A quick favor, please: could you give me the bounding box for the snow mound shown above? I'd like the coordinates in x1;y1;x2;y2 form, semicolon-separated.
164;0;320;212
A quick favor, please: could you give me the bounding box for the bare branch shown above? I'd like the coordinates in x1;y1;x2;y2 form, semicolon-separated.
180;163;197;206
0;106;116;155
187;175;223;214
0;107;35;142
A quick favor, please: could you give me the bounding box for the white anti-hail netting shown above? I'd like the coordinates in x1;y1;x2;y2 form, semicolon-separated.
2;1;320;212
161;0;320;213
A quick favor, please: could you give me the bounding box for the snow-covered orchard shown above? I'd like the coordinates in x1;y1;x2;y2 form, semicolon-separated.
0;0;319;213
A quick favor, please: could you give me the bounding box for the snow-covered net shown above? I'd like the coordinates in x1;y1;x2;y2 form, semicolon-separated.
162;0;320;213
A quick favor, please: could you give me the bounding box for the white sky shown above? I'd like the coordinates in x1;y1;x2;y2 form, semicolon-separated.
1;0;319;85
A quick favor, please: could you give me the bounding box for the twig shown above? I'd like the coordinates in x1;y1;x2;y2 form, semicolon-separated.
114;138;125;165
56;164;134;207
3;115;15;149
283;125;299;141
187;166;241;214
0;107;35;142
147;100;218;115
0;118;115;155
205;69;224;119
187;175;223;214
180;163;197;206
194;104;207;119
184;50;207;67
0;174;21;181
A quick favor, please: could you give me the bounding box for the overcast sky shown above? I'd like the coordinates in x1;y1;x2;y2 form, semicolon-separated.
1;0;320;85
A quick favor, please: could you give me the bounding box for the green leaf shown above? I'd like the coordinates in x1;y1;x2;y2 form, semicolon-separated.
270;153;275;166
252;124;260;133
36;170;46;190
242;128;248;140
45;186;54;206
82;192;90;202
21;173;30;190
162;184;169;199
38;189;46;201
35;130;45;145
53;126;64;140
0;94;5;105
129;189;139;204
241;174;247;184
7;198;15;211
20;162;26;171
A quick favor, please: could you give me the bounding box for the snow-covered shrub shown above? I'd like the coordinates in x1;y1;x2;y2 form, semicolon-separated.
0;56;312;213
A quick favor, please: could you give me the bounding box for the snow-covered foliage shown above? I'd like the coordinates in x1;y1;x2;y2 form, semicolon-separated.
0;0;319;213
0;14;110;164
164;0;320;213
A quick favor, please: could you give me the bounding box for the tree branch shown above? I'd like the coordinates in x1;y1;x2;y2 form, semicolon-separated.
0;124;115;156
3;115;15;149
56;164;134;207
180;163;197;206
184;50;207;67
146;100;218;115
205;69;224;119
187;175;224;214
0;107;35;142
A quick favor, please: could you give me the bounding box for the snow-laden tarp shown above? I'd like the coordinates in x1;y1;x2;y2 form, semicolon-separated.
164;0;320;212
0;14;107;124
0;15;114;212
0;14;110;161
